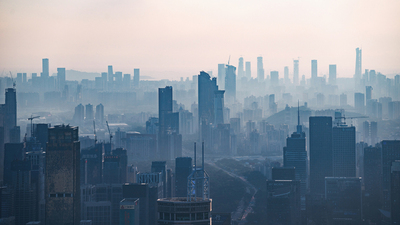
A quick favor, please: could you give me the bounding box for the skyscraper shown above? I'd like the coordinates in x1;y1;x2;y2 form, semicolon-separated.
257;56;264;82
238;57;244;79
95;103;104;124
354;93;365;114
133;68;140;88
309;116;332;195
283;106;307;197
391;161;400;224
159;86;173;133
329;64;336;85
224;65;236;103
355;48;362;80
42;58;49;78
311;60;318;79
363;146;382;223
175;157;192;197
270;71;279;86
108;65;113;82
245;61;251;79
381;140;400;211
284;66;289;84
332;124;356;177
293;59;299;85
366;86;373;101
45;125;80;225
85;104;94;121
57;68;66;91
214;90;225;125
217;64;225;89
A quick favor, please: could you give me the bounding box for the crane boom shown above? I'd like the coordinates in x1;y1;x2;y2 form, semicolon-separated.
106;121;112;144
28;115;40;137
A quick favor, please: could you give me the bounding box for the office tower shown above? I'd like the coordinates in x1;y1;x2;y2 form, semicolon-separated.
214;90;225;125
369;70;376;85
73;104;84;124
269;94;277;114
366;86;373;102
95;103;104;124
293;59;299;85
370;121;378;145
45;125;80;225
42;58;49;78
355;48;362;80
85;104;94;121
284;66;289;84
123;73;131;89
363;147;382;223
284;106;307;197
311;60;317;79
133;68;140;88
123;184;151;225
159;86;173;132
175;157;193;197
119;198;139;225
363;121;370;144
257;56;264;82
107;65;114;83
224;65;236;103
80;144;103;185
325;177;362;224
152;161;167;198
22;73;27;83
354;93;365;114
309;116;333;195
270;71;279;86
198;71;218;148
16;73;23;85
103;153;125;184
217;64;225;89
332;123;356;177
0;88;17;144
245;61;251;79
339;93;347;106
238;57;244;79
329;64;336;85
381;140;400;212
392;161;400;224
266;180;301;225
57;68;66;91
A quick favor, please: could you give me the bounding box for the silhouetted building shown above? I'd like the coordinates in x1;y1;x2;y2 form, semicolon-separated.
224;65;236;103
332;125;356;177
293;59;299;85
391;161;400;225
238;57;244;79
175;157;192;197
85;104;94;121
257;56;264;82
381;140;400;212
42;58;49;79
272;167;295;180
325;177;362;224
80;144;103;185
354;93;365;114
95;104;104;124
329;64;336;85
309;116;332;195
45;125;80;225
311;60;318;80
214;90;225;125
270;71;279;86
119;198;139;225
340;93;347;106
217;64;225;89
366;86;373;102
74;104;84;124
363;146;382;223
245;61;251;79
133;68;140;88
355;48;362;82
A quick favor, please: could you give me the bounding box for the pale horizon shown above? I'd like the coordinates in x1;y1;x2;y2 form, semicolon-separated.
1;0;399;80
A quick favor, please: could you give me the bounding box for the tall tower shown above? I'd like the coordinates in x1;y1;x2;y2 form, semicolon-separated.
224;65;236;103
329;64;337;85
42;58;49;78
217;64;225;89
257;56;264;82
293;59;299;85
245;61;251;79
214;90;225;125
45;125;80;225
284;66;289;84
133;68;140;88
309;116;332;195
107;65;113;82
311;60;318;79
57;68;66;91
238;57;244;79
355;48;362;80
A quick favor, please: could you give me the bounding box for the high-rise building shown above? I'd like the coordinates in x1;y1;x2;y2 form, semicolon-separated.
133;68;140;88
224;65;236;103
283;106;307;197
158;86;173;130
332;124;356;177
85;104;94;121
175;157;192;197
95;103;104;124
366;86;373;102
217;64;225;89
284;66;290;84
123;184;155;225
381;140;400;212
257;56;264;82
311;60;318;80
271;167;296;180
152;161;168;198
1;88;17;144
329;64;336;85
42;58;49;78
123;73;131;89
325;177;362;224
119;198;139;225
340;93;347;106
73;104;84;124
238;57;244;79
354;93;365;114
107;65;114;83
363;146;382;223
293;59;299;85
370;121;378;145
45;125;80;225
270;71;279;86
245;61;251;79
392;161;400;224
214;90;225;125
157;198;212;224
355;48;362;81
309;116;332;195
57;68;66;91
265;180;301;225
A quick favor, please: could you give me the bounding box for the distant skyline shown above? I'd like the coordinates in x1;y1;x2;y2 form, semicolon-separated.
1;0;399;80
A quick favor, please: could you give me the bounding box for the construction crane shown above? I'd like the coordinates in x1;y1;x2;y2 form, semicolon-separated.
28;115;40;137
93;120;97;144
106;121;113;144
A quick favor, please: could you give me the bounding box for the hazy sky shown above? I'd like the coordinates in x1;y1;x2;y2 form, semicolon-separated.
1;0;399;80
